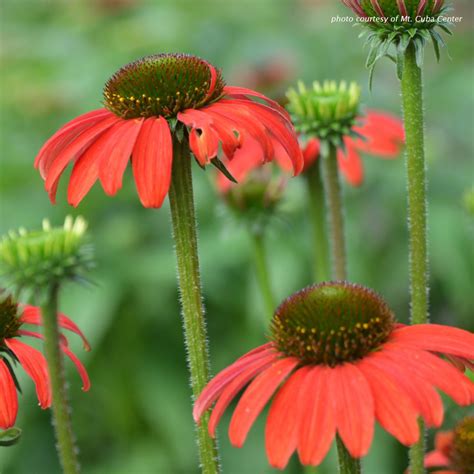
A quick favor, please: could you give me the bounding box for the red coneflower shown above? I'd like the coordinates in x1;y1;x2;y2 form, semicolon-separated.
34;53;303;208
423;417;474;474
194;282;474;469
0;294;90;429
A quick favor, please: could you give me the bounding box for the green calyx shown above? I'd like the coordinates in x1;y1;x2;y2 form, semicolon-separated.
270;282;394;366
359;2;453;87
223;168;286;233
0;291;21;342
104;53;225;119
450;417;474;473
286;81;361;152
0;216;93;292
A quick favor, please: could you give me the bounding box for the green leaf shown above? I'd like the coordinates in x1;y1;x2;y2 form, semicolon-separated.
437;24;453;35
414;38;425;68
429;30;441;62
0;427;22;447
366;45;378;69
210;157;238;183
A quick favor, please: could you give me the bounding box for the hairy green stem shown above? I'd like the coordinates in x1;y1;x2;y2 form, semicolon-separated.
250;231;276;319
306;163;331;282
321;144;359;472
321;144;348;281
168;137;220;474
41;283;79;474
401;43;429;474
336;437;361;474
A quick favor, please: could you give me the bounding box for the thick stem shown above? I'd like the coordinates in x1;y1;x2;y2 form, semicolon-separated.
321;145;359;472
321;144;347;281
250;231;276;319
401;43;429;474
168;137;220;474
336;437;361;474
41;284;79;474
305;163;331;282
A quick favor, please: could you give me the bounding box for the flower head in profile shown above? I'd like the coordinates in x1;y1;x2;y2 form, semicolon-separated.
194;282;473;469
342;1;452;75
0;291;90;429
0;216;93;293
423;416;474;474
34;53;303;208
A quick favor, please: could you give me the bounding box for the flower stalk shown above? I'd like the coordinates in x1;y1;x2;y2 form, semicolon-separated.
40;283;79;474
168;136;220;474
321;145;359;473
250;231;276;319
400;42;429;474
321;143;348;281
305;163;330;282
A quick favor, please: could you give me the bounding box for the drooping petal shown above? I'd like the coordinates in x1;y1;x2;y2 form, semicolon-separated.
370;0;386;17
132;116;173;208
193;345;278;421
352;111;404;157
397;0;408;16
381;343;474;405
302;138;320;171
364;350;443;427
44;115;120;202
5;339;51;408
0;359;18;429
390;324;474;360
196;108;243;160
337;141;364;186
67;118;142;206
18;329;69;348
416;0;428;16
228;357;299;448
60;344;90;391
35;109;113;175
20;305;90;351
298;365;336;466
204;103;274;162
265;367;310;469
218;99;303;174
434;431;454;453
208;354;276;437
328;363;374;458
178;109;219;165
98;118;144;196
424;450;450;469
223;86;291;120
341;0;368;17
358;358;419;446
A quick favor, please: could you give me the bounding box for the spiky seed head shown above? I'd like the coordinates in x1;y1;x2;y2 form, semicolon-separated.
104;53;225;119
271;282;395;366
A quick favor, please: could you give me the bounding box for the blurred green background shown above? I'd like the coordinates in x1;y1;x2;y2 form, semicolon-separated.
1;0;473;473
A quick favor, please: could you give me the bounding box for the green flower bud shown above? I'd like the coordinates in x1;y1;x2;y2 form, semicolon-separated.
0;216;93;291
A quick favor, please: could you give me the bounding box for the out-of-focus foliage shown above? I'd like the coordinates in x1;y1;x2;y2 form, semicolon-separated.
0;0;472;473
